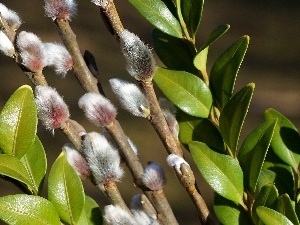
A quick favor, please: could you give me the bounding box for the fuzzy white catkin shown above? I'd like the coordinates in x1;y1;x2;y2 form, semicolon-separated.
0;3;22;30
166;154;190;175
0;31;14;57
142;162;166;191
109;78;150;118
91;0;108;7
44;0;77;21
82;132;123;188
104;205;138;225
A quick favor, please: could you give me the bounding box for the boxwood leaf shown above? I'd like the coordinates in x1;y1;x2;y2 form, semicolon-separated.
78;196;103;225
152;29;198;74
252;184;278;225
177;110;225;153
0;85;37;158
219;83;254;156
264;108;300;171
210;36;250;109
48;151;85;224
0;194;60;225
20;136;47;195
129;0;182;38
180;0;204;36
238;119;277;194
276;194;300;225
154;67;212;118
189;141;244;204
214;194;251;225
256;206;294;225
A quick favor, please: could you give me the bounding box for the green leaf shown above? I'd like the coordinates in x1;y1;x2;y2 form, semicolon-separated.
219;83;254;156
252;184;278;225
256;206;294;225
0;154;34;193
0;85;37;158
0;194;60;225
20;136;47;195
265;108;300;171
189;141;244;204
177;110;225;153
154;67;212;118
214;194;252;225
238;119;277;194
276;194;300;225
210;36;250;108
48;151;85;224
180;0;204;36
199;24;230;51
78;196;103;225
152;29;198;74
193;47;208;78
129;0;182;38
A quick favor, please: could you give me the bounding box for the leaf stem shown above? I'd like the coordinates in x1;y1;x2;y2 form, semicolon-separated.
175;0;192;42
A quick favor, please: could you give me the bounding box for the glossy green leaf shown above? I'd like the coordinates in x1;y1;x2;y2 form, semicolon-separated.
210;36;250;108
20;136;46;195
0;85;37;158
180;0;204;36
48;151;85;224
252;184;278;225
219;83;254;156
154;67;212;117
189;141;244;204
265;108;300;171
152;29;198;74
0;194;60;225
296;195;300;222
78;196;103;225
199;24;230;51
276;194;300;225
214;194;251;225
193;47;208;78
238;119;276;193
177;110;225;153
256;206;294;225
129;0;182;38
0;154;34;193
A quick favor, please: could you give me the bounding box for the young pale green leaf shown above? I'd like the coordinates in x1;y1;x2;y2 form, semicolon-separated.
189;141;244;204
219;83;254;156
0;85;37;158
154;67;212;118
152;29;198;74
48;151;85;224
214;194;252;225
256;206;294;225
78;196;103;225
252;184;278;225
0;194;60;225
20;136;47;195
129;0;182;38
177;110;225;153
238;119;277;194
265;108;300;171
180;0;204;36
276;194;300;225
0;154;35;193
199;24;230;51
210;36;250;109
193;47;208;78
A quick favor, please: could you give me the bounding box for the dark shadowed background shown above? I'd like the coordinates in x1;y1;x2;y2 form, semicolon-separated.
0;1;300;224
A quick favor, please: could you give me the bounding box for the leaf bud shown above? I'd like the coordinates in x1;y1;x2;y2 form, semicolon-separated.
0;3;22;30
142;162;166;191
78;92;117;127
166;154;190;175
0;31;15;57
35;85;70;132
109;78;150;118
44;0;77;21
104;205;137;225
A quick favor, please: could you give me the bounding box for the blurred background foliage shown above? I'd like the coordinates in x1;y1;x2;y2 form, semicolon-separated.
0;1;299;224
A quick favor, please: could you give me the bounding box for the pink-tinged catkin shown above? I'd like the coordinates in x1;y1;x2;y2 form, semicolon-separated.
64;143;91;180
119;29;156;81
78;92;117;127
0;31;14;57
44;0;77;21
16;31;47;73
82;132;123;189
104;205;137;225
44;42;73;76
166;154;190;175
142;162;166;191
109;78;150;118
0;3;22;30
35;86;70;132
